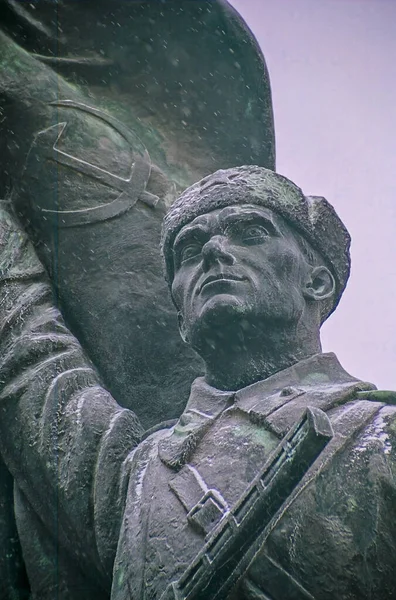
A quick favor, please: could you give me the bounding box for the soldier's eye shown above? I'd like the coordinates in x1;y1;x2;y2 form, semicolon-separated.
241;224;270;244
180;243;202;263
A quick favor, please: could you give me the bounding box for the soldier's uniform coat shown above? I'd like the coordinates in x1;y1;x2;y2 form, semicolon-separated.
1;211;396;600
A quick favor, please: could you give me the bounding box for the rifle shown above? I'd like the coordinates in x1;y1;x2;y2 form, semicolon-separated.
160;406;333;600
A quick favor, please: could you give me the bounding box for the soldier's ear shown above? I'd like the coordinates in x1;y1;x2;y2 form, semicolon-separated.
303;266;335;301
177;312;190;344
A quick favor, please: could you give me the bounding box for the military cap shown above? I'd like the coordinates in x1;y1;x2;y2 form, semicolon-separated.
161;166;351;321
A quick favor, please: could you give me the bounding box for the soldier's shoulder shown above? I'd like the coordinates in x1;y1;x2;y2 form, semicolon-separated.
349;390;396;459
325;387;396;455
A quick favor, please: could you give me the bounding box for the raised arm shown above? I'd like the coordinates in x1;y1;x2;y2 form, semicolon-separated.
0;205;143;589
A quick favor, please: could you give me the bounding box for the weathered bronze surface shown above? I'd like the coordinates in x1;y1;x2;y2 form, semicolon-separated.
0;0;275;426
0;6;274;593
1;3;395;600
1;165;396;599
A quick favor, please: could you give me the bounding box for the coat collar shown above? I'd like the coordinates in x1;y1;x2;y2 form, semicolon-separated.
186;352;368;410
159;353;376;469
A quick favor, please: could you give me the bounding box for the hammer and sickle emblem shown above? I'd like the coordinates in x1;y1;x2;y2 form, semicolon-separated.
31;100;159;227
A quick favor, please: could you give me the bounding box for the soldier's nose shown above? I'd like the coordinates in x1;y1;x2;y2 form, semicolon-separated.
202;235;235;271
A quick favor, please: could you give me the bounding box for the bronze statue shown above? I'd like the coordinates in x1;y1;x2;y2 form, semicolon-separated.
0;3;275;596
1;2;394;599
0;166;395;600
0;0;274;427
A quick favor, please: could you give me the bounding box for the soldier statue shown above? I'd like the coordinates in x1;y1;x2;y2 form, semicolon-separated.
0;165;395;600
0;3;275;596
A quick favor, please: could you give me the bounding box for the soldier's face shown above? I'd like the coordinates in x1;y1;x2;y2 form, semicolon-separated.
171;204;311;347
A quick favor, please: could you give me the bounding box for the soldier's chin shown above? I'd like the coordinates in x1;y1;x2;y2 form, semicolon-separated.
193;294;248;335
192;294;303;343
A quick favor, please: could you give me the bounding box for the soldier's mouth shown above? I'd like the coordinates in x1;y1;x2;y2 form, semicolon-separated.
199;274;247;292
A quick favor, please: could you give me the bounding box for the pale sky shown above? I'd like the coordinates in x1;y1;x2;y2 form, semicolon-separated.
231;0;396;390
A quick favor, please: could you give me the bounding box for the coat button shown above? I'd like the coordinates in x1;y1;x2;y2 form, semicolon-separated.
280;386;298;397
